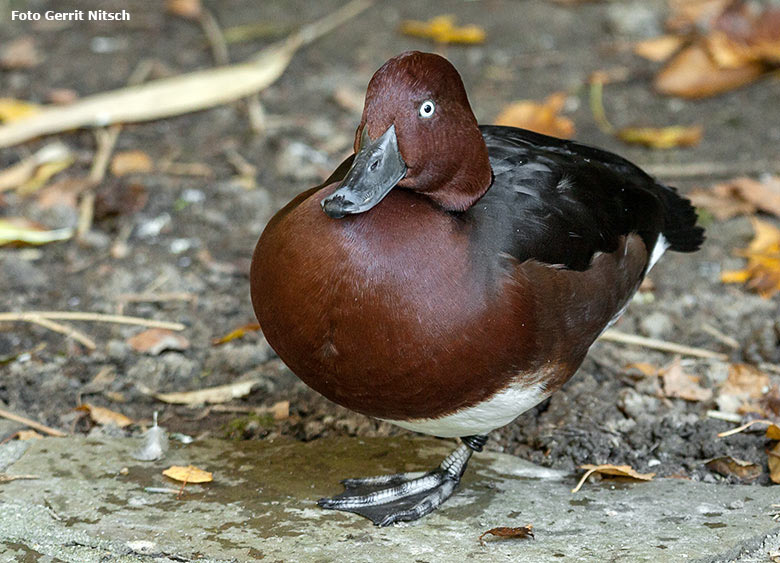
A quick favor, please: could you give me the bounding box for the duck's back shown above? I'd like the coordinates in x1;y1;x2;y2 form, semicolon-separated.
472;125;703;272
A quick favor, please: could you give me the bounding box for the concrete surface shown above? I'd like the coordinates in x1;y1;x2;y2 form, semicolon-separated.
0;435;778;562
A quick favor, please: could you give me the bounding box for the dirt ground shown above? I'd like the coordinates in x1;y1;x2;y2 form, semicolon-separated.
1;0;779;488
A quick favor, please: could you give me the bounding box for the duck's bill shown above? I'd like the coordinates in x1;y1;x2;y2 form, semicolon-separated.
321;124;407;219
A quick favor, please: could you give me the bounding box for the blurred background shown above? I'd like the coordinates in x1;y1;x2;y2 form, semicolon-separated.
0;0;779;485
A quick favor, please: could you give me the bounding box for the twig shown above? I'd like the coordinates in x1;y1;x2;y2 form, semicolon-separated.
199;8;229;66
0;0;373;148
0;407;67;437
717;419;774;438
0;311;185;330
116;292;196;303
25;315;96;349
0;474;39;483
641;160;780;180
598;329;728;360
706;410;743;423
700;323;740;350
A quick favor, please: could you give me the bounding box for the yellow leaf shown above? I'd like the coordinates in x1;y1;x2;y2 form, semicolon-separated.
572;464;655;493
0;218;74;246
400;15;485;45
767;424;780;440
162;465;213;484
0;98;40;122
15;430;44;441
722;217;780;298
18;157;75;195
212;322;261;345
616;125;703;149
634;35;685;62
495;93;575;139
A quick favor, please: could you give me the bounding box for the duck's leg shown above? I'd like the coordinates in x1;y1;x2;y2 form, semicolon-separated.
318;434;488;526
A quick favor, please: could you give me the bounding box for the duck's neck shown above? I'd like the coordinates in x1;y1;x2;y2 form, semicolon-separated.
420;130;493;213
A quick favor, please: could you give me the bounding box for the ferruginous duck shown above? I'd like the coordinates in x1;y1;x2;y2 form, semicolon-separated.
250;51;703;526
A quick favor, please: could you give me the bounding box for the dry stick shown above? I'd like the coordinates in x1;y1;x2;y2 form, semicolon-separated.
0;407;67;437
26;316;96;349
599;329;728;361
0;311;185;330
717;419;773;438
117;292;196;303
642;160;780;180
0;0;372;148
700;322;740;350
0;474;39;483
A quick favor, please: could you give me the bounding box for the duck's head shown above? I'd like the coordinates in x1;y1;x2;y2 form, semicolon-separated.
322;51;492;219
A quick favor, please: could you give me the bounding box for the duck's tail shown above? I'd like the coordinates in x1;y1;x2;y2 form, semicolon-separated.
657;184;705;253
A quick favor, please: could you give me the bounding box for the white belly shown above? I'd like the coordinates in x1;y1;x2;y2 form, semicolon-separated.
382;381;548;438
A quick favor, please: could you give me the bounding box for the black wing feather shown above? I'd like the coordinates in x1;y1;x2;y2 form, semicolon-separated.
467;125;703;271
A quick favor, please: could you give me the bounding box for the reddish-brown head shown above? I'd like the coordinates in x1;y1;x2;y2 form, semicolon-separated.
322;52;492;218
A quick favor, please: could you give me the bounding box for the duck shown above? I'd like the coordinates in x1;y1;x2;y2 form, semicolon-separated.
250;51;704;526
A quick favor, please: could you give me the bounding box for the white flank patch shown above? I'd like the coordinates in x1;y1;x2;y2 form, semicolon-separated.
382;382;547;438
647;233;669;272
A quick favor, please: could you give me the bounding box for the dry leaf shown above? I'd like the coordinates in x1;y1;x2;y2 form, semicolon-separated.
721;218;780;298
162;465;212;484
617;125;702;149
690;175;780;221
0;37;42;70
634;35;686;62
110;150;154;176
495;93;575;139
661;358;713;402
705;456;762;482
716;363;772;414
769;442;780;484
0;142;72;193
0;218;74;246
166;0;202;19
400;15;485;45
127;328;190;355
479;525;534;546
572;464;655;493
151;379;262;406
767;424;780;440
14;430;44;441
77;403;133;428
0;98;41;123
654;42;764;99
212;323;261;345
706;6;780;68
18;156;75;195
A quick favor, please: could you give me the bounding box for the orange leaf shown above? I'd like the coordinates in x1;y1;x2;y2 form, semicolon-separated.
769;442;780;484
77;404;133;428
127;328;190;355
162;465;213;484
688;176;780;221
495;93;575;139
767;424;780;440
705;456;761;482
111;150;154;177
400;15;485;45
654;42;764;99
617;125;702;149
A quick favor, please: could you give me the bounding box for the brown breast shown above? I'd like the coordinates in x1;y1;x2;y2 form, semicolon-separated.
250;186;648;420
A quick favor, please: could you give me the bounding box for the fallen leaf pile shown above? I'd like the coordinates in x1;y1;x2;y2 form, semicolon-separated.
716;363;771;415
721;218;780;298
479;525;534;546
637;0;780;98
400;15;485;45
572;464;655;493
495;92;575;139
689;175;780;221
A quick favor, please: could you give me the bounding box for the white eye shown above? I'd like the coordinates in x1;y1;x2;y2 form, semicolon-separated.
418;100;435;118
